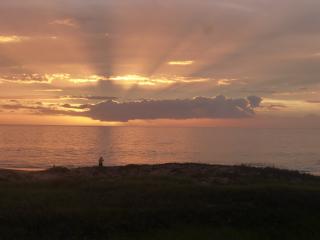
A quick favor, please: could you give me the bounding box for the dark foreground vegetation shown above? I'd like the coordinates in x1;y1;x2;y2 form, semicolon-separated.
1;163;320;240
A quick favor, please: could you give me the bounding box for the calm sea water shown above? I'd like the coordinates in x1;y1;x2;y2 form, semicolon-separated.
0;125;320;174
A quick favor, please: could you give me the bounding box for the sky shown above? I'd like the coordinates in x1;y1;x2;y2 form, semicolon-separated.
0;0;320;127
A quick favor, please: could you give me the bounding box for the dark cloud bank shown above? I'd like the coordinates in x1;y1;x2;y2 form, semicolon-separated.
1;95;262;122
86;95;262;122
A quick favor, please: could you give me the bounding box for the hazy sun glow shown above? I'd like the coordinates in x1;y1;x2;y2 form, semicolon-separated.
109;75;150;82
168;61;194;66
0;35;28;43
1;0;320;126
217;79;238;86
108;75;210;86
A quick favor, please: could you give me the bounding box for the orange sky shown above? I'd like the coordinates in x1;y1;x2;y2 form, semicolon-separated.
1;0;320;127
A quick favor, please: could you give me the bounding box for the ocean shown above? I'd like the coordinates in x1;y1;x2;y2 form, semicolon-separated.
0;125;319;174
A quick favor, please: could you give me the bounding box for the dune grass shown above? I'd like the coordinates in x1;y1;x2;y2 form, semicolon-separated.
0;164;320;239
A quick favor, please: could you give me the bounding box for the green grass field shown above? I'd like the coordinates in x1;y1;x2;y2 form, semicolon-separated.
0;164;320;239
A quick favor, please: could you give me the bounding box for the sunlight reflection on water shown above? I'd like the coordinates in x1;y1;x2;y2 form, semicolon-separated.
0;125;320;174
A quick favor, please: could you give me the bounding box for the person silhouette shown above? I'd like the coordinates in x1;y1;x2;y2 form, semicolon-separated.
98;157;104;167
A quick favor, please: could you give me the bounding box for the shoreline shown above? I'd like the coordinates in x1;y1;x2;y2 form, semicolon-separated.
1;162;318;176
0;163;318;183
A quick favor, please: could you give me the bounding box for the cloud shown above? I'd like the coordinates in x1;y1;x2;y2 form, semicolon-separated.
0;35;29;44
217;78;239;86
0;102;80;116
263;104;288;111
80;96;118;101
1;95;262;123
61;95;117;101
247;96;263;108
168;60;194;66
1;0;320;115
0;74;51;84
304;113;320;119
306;100;320;104
61;103;91;110
50;18;78;28
34;89;63;92
85;95;262;122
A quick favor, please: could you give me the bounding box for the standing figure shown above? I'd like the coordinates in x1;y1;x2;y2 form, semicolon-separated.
98;157;104;167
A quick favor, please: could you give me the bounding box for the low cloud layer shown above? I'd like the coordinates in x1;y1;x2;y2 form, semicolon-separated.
0;95;262;122
86;95;262;122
